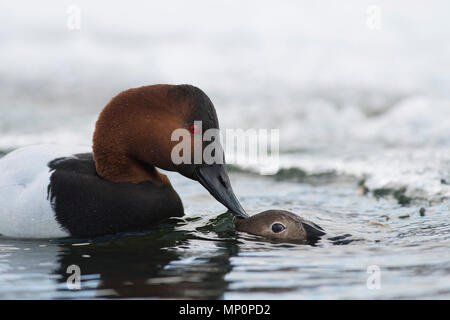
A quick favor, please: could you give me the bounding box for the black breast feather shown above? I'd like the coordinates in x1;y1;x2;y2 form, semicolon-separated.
47;153;184;237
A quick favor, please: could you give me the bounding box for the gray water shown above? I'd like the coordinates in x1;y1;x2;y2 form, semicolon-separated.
0;170;449;299
1;0;449;299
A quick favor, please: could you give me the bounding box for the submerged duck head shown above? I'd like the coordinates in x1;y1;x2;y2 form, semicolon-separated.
93;84;248;218
234;210;325;242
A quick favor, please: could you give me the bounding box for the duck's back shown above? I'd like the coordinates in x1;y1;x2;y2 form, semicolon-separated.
0;145;183;238
0;145;90;238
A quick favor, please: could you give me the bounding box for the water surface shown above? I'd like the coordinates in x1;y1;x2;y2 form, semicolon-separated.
1;171;448;299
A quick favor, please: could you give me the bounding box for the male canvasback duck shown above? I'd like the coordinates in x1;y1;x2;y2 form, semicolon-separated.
0;84;248;238
234;210;325;242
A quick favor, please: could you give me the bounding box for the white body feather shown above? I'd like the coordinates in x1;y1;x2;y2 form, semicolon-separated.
0;145;90;238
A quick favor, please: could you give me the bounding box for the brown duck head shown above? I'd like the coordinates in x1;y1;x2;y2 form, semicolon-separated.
93;84;248;218
234;210;325;242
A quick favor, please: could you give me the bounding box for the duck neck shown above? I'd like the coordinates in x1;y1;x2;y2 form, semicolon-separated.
92;105;170;186
93;147;169;185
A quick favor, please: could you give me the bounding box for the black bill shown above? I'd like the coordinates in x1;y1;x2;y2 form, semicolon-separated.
195;164;249;218
301;220;326;240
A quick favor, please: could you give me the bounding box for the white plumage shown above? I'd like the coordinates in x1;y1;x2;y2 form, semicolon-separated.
0;145;90;238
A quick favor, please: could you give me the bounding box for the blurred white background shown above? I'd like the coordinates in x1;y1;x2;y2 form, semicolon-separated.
1;0;449;199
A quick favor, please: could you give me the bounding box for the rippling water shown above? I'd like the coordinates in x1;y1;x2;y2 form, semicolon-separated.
1;0;449;299
0;171;449;299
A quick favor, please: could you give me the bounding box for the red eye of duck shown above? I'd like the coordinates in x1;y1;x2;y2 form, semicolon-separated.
189;124;199;134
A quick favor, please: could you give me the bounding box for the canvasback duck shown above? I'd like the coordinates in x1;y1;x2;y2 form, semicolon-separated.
234;210;325;242
0;84;248;238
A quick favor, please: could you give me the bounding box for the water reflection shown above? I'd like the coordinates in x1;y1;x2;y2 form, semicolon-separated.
53;218;241;299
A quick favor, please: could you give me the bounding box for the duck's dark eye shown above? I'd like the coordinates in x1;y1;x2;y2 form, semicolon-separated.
271;223;285;233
